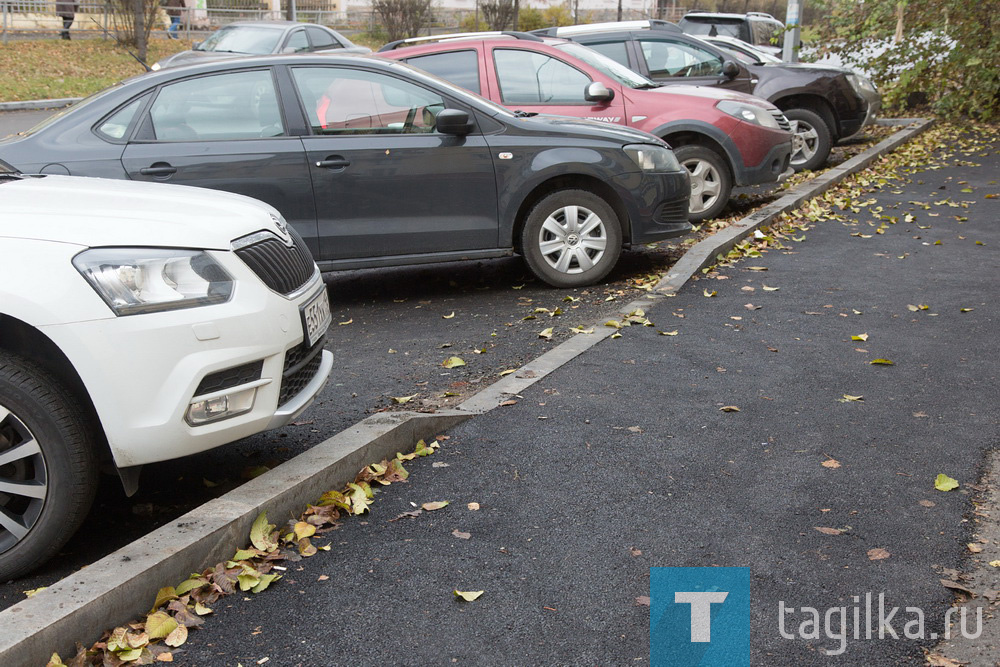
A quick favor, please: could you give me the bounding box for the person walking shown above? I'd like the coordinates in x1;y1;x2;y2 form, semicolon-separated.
55;0;78;41
165;0;184;39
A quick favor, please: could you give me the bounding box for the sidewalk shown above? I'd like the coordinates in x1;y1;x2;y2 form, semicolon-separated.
166;140;1000;664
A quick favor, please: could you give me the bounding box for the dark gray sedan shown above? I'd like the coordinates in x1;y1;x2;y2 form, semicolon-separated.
150;21;371;71
0;55;690;287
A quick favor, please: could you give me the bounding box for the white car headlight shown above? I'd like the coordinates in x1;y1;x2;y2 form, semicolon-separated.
624;144;682;172
73;248;234;316
716;100;781;129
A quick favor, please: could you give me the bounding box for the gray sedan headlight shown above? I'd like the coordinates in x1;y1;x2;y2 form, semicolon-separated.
73;248;234;316
624;144;682;172
716;100;781;129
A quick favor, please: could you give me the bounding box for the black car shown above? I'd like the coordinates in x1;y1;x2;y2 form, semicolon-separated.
150;21;372;71
0;55;690;287
536;21;880;171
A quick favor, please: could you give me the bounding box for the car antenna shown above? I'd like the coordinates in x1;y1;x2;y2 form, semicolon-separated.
88;18;153;72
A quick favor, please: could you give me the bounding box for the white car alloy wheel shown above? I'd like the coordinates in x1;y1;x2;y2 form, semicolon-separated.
0;405;46;554
0;351;97;580
521;189;623;288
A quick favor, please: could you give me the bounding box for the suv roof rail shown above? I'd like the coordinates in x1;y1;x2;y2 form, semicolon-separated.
378;30;543;52
745;12;777;19
530;19;680;38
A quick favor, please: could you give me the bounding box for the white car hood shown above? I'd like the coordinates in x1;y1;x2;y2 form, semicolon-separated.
0;175;283;250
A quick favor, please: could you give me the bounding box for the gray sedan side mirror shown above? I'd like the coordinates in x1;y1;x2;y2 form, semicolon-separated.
584;82;614;103
722;60;740;79
435;109;472;136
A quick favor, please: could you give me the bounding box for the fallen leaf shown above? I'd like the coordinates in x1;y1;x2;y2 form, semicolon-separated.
925;653;964;667
498;369;516;377
391;394;418;405
442;312;455;319
630;548;642;557
940;579;975;595
659;330;679;336
452;530;471;540
867;548;891;561
913;411;929;418
851;333;869;341
839;394;864;402
762;285;779;291
814;527;844;536
870;359;894;365
744;303;761;310
935;474;959;492
22;587;46;598
746;266;768;271
821;458;841;469
990;561;1000;568
538;327;554;340
338;318;353;326
442;356;466;368
422;501;450;511
703;289;717;297
454;590;484;602
720;406;740;412
961;308;974;313
467;502;480;511
968;543;984;554
388;510;423;521
499;399;517;406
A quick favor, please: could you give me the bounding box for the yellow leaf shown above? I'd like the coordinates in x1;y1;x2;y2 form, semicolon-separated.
538;327;554;340
293;521;316;540
145;611;178;641
934;474;959;492
821;458;841;469
851;333;869;341
907;304;919;311
610;332;622;339
720;406;740;412
604;320;623;329
23;587;47;598
391;394;418;404
840;394;864;402
762;285;779;291
164;624;188;648
746;266;768;271
498;369;517;377
442;356;466;368
338;318;353;325
659;330;679;336
703;289;717;297
870;359;894;366
422;501;450;511
454;590;484;601
442;312;455;319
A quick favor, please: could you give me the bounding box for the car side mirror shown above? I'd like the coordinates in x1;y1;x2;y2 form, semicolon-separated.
435;109;472;136
192;40;202;49
282;46;299;54
584;82;614;103
722;60;740;79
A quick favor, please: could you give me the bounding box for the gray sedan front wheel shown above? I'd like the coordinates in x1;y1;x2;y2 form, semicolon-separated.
521;189;623;288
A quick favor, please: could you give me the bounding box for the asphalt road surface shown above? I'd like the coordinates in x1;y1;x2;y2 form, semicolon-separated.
168;138;1000;665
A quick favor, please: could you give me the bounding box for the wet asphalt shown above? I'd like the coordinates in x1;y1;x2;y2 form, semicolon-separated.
157;140;1000;666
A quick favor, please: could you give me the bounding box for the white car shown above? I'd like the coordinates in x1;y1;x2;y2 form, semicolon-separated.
0;168;333;579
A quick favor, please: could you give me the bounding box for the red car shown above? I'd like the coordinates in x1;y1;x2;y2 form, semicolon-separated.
380;32;793;221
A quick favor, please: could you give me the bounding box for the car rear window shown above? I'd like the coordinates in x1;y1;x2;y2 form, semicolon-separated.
405;50;482;95
679;18;750;43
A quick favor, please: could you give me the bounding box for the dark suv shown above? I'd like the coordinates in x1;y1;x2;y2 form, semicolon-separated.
679;12;784;56
538;21;879;171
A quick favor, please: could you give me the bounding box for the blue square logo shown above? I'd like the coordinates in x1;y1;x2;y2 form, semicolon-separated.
650;567;750;666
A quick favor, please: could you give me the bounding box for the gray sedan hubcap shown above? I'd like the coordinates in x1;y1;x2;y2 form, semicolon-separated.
790;119;819;166
683;158;722;215
0;405;47;553
538;205;608;275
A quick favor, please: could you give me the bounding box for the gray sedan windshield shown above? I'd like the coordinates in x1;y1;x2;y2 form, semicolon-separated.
197;26;284;54
554;42;657;89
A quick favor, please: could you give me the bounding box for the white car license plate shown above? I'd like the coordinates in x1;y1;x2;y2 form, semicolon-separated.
301;288;332;348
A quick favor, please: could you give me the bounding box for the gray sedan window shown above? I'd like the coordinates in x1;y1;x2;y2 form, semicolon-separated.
148;70;284;141
306;27;340;49
284;30;310;53
292;67;444;135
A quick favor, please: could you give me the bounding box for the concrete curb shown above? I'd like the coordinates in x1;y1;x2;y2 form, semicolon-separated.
0;98;81;112
652;118;935;296
0;409;470;665
0;117;934;666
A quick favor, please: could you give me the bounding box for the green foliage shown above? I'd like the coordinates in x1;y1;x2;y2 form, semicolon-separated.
458;14;489;32
541;2;574;28
516;7;546;32
813;0;999;120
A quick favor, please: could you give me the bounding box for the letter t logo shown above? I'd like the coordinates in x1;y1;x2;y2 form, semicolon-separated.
674;592;729;642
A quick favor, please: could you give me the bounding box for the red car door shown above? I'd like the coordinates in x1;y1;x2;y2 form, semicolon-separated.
482;45;630;128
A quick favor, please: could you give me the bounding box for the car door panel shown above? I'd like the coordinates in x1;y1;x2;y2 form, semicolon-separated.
119;68;320;254
289;65;499;260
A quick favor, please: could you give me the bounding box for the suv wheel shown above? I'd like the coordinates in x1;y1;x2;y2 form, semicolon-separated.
0;351;98;580
521;189;623;288
674;145;731;222
786;108;833;172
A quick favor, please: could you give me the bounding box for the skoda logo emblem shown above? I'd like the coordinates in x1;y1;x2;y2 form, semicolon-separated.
270;213;290;238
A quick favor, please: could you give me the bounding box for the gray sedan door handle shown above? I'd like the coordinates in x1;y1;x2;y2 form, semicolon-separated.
139;165;177;176
315;158;350;169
